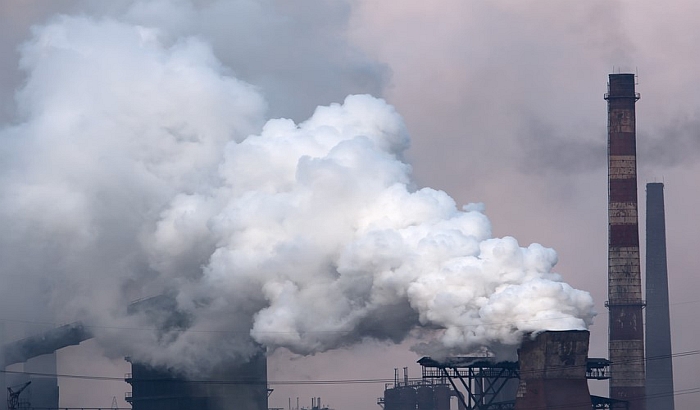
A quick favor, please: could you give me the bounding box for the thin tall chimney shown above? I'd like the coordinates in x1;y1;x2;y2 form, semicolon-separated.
645;182;675;410
604;73;646;410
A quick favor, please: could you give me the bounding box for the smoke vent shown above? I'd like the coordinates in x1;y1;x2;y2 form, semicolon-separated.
125;295;268;410
514;330;591;410
125;353;268;410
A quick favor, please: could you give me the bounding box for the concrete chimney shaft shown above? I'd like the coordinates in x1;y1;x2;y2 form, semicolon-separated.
514;330;592;410
605;73;646;410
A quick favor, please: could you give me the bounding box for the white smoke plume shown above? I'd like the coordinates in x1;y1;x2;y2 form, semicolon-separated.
0;11;595;371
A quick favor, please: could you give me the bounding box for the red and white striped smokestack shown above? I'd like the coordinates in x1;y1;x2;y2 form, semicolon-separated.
604;73;646;410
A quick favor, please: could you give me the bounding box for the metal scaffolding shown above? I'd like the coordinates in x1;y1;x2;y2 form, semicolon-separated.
418;356;614;410
418;357;517;410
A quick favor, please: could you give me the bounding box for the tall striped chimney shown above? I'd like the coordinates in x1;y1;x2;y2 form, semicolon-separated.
645;182;675;410
604;73;646;410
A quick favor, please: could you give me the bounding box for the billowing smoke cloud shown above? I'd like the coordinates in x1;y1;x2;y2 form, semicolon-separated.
0;11;594;372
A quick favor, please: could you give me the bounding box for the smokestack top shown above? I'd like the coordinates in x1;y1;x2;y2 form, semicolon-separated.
519;330;590;380
514;330;592;410
647;182;664;191
606;73;639;100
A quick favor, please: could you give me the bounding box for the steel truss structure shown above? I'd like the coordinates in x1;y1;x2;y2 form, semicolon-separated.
418;357;517;410
418;357;616;410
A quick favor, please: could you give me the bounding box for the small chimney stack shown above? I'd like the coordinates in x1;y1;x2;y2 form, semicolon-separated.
514;330;592;410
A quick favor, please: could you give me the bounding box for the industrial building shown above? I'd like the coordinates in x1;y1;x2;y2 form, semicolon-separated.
0;295;269;410
376;73;677;410
394;331;624;410
124;295;269;410
378;367;462;410
0;74;676;410
0;323;90;410
125;353;268;410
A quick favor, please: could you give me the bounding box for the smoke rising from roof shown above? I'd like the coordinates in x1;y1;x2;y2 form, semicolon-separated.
0;11;595;372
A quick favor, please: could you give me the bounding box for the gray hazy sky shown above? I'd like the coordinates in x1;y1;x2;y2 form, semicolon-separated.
1;1;699;409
